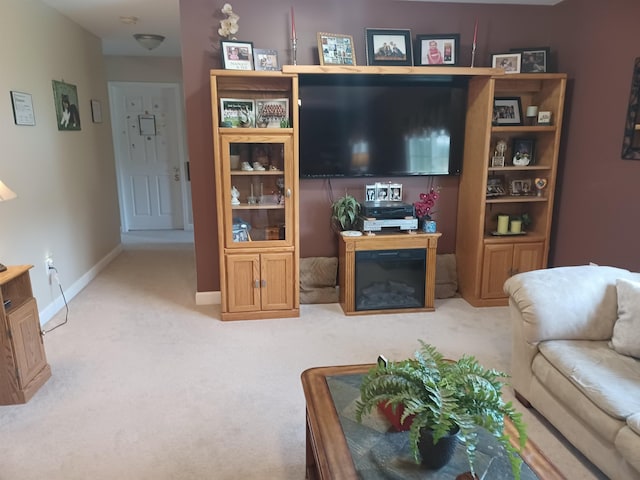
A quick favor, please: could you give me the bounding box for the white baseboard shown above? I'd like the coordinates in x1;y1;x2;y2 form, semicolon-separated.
39;244;124;326
195;291;221;305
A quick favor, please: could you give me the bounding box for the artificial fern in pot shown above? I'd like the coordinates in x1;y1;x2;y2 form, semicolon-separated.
355;341;528;479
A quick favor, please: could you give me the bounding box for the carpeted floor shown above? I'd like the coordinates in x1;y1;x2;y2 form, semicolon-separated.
0;232;606;479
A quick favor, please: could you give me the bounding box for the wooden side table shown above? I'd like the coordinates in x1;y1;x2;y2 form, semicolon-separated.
0;265;51;405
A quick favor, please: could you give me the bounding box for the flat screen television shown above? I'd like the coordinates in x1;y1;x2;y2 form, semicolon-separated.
298;74;468;178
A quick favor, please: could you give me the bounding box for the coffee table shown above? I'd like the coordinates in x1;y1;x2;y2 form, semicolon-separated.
301;364;566;480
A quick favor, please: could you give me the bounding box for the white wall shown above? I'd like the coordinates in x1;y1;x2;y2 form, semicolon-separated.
0;0;121;324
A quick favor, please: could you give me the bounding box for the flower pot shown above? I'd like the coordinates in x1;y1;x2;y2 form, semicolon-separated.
417;426;460;469
377;402;414;431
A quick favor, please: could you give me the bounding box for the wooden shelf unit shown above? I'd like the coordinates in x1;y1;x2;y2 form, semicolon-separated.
0;265;51;404
456;73;567;307
338;233;441;315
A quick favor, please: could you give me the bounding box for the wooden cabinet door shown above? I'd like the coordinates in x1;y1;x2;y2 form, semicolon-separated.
226;254;260;313
481;244;514;299
513;243;544;275
7;299;47;389
261;253;293;311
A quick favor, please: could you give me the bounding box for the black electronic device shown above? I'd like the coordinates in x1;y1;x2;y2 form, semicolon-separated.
360;201;415;220
298;73;467;178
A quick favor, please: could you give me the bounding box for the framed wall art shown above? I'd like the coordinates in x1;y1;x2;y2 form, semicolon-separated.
221;40;254;70
491;52;521;74
365;28;413;66
415;34;460;66
10;91;35;126
253;49;279;71
512;138;535;166
52;80;81;131
317;33;356;66
90;99;102;123
493;97;523;126
510;47;550;73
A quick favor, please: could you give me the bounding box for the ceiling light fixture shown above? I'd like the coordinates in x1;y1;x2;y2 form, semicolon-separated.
133;33;165;51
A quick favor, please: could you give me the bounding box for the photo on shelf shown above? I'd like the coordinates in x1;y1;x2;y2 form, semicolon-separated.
493;97;523;126
220;98;255;127
221;40;254;70
491;52;521;74
253;49;280;71
510;47;550;73
415;34;460;66
255;98;289;128
365;28;413;66
512;138;535;166
317;32;356;66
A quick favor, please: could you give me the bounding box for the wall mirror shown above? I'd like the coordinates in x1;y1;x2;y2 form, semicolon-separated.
622;57;640;160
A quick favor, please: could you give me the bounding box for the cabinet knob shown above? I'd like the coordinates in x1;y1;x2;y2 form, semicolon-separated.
286;188;292;198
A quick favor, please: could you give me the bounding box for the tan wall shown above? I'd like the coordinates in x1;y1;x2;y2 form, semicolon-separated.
104;56;183;83
0;0;120;320
180;0;640;293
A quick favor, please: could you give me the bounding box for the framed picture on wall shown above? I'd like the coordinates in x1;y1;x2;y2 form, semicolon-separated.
52;80;81;131
365;28;413;66
415;34;460;66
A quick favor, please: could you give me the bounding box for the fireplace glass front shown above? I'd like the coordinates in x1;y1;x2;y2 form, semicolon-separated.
354;249;426;311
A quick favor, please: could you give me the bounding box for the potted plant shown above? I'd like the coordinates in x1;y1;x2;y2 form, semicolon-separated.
331;192;360;231
355;341;527;479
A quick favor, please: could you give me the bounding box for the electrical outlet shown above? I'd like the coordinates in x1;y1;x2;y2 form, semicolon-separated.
45;255;54;274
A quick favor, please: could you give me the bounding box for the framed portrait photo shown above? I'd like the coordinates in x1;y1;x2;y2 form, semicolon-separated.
253;48;279;71
510;47;550;73
491;52;521;74
221;40;254;70
512;138;535;166
415;34;460;66
317;33;356;66
365;28;413;66
365;184;377;202
493;97;523;126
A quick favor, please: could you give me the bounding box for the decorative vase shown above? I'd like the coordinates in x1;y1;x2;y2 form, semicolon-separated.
421;217;437;233
417;426;460;469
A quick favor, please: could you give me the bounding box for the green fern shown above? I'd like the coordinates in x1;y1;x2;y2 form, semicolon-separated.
355;340;528;479
331;193;360;231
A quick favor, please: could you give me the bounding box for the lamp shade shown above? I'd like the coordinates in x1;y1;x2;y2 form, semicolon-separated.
0;180;17;201
133;34;165;51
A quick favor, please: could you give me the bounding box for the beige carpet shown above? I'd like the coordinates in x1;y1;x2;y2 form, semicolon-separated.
0;233;606;479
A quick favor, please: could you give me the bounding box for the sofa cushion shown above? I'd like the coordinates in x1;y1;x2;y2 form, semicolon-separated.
538;340;640;420
610;278;640;358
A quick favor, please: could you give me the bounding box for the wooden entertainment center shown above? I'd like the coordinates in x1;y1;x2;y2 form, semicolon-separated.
210;66;566;318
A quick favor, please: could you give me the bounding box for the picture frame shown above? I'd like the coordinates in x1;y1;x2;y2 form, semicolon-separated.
90;99;102;123
493;97;523;126
317;33;356;66
253;49;280;71
512;138;536;166
415;34;460;66
510;178;532;196
486;176;506;197
255;98;289;128
389;183;403;201
220;98;255;128
375;182;390;201
52;80;81;131
510;47;550;73
365;28;413;66
538;110;552;125
491;52;521;74
10;91;35;126
491;156;506;167
221;40;254;70
138;114;156;135
365;184;377;202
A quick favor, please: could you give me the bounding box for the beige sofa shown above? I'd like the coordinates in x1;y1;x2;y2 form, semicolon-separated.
504;265;640;480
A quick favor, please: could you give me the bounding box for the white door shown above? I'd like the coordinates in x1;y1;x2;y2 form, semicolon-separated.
109;82;190;231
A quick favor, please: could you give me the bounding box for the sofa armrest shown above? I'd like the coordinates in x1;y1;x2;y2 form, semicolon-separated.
504;265;632;343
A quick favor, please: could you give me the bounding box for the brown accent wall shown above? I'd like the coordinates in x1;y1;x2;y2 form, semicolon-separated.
180;0;640;293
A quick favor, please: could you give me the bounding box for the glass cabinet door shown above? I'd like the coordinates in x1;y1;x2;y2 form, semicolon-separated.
220;134;293;247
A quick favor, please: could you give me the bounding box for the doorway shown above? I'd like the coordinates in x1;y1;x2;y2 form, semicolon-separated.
108;82;192;232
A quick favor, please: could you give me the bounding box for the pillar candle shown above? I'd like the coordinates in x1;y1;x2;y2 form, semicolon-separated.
510;219;522;234
526;105;539;117
497;215;509;234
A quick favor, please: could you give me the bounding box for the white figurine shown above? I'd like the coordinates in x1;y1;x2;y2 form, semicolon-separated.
231;186;240;205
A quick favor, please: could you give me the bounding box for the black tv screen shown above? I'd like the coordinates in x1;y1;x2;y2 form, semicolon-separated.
298;74;467;178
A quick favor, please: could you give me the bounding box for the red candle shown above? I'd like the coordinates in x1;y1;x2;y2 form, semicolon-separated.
291;6;296;39
473;18;478;45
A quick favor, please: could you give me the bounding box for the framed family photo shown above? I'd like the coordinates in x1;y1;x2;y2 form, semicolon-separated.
365;28;413;66
317;33;356;66
415;34;460;66
510;47;550;73
491;52;521;74
493;97;523;126
221;40;254;70
253;48;279;71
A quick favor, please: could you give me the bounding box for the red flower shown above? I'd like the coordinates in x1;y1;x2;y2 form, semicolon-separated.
414;187;440;219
